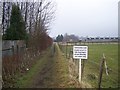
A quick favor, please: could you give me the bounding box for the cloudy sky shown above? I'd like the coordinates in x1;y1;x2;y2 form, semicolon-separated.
49;0;119;37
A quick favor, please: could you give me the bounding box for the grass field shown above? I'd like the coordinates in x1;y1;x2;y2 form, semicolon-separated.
59;43;118;88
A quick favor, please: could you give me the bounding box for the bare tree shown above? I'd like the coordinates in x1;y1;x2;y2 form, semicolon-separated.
27;0;56;51
2;2;5;35
24;2;28;30
2;0;56;41
2;1;55;87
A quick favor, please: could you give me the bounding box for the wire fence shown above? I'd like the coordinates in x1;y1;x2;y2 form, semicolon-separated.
58;42;118;88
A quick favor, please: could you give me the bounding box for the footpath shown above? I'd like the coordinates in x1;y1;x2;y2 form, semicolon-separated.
16;43;81;88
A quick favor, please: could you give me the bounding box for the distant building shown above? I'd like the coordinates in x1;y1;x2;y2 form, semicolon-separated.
80;37;118;42
63;34;79;42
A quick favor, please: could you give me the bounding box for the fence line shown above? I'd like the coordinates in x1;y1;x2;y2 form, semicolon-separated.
2;45;26;57
58;42;112;88
2;45;41;88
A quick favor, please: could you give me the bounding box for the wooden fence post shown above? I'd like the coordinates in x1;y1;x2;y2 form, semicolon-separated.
12;45;14;55
98;53;105;89
51;43;55;57
66;42;67;58
17;45;19;54
104;60;109;75
81;60;85;80
54;43;55;53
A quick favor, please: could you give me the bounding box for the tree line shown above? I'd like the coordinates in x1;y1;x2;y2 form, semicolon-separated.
55;34;79;42
1;1;56;51
1;1;56;88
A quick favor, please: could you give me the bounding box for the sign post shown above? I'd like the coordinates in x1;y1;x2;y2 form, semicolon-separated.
73;46;88;82
79;59;82;82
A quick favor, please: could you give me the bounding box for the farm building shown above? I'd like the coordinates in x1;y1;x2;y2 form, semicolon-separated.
80;37;118;43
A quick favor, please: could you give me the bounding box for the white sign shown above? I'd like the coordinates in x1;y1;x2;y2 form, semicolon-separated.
73;46;88;59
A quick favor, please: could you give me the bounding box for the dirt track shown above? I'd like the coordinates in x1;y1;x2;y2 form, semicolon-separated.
17;43;81;88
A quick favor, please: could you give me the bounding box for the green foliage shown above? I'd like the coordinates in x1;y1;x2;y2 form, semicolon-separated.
56;34;63;42
3;4;27;40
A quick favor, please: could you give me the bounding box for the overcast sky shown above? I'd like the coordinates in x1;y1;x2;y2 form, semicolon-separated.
49;0;119;37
